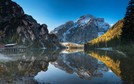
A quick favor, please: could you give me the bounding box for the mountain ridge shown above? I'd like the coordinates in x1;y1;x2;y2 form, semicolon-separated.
51;14;110;44
84;19;124;49
0;0;62;48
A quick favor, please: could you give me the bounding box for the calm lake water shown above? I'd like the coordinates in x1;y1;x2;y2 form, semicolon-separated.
0;48;134;84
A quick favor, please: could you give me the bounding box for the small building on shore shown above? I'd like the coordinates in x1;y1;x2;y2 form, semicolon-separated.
4;43;17;47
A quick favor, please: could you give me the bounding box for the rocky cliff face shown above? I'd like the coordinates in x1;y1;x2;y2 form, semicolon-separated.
0;0;61;48
51;14;110;44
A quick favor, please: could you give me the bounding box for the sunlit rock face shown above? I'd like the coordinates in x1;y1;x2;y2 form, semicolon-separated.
51;14;110;44
52;52;108;80
0;0;61;48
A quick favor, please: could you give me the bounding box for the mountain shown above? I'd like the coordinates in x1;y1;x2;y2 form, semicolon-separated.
84;20;123;49
51;14;110;44
85;0;134;49
0;0;62;48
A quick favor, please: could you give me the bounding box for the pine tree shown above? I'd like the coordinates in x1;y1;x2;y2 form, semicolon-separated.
121;0;134;43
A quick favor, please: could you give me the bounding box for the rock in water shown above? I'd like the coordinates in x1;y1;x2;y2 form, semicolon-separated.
0;0;61;48
51;14;110;44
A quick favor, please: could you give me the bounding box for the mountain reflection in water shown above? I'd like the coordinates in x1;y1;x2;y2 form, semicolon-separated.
0;48;133;84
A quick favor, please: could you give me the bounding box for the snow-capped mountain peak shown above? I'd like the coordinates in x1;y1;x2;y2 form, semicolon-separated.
51;14;110;44
76;14;95;25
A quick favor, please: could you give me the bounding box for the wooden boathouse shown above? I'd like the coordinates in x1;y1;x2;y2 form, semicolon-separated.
0;43;26;53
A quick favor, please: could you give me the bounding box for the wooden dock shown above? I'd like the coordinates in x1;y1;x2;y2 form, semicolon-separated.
0;47;26;53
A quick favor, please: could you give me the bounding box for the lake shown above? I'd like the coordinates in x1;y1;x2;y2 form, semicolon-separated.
0;48;133;84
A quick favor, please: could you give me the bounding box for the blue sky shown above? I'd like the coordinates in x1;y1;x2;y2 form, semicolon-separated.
12;0;130;31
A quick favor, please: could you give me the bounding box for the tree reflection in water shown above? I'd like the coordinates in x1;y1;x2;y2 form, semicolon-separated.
0;48;133;84
86;49;134;83
0;49;60;84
